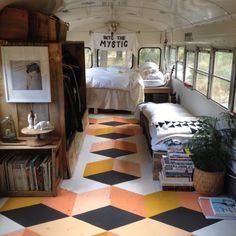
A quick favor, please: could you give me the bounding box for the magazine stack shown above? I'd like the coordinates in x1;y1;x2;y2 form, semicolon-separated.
198;196;236;219
159;146;195;191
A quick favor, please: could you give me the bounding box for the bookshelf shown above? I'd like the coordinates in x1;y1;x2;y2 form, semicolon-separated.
0;138;62;197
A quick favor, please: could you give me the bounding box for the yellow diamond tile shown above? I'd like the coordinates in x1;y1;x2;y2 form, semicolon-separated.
93;232;118;236
83;159;113;177
29;217;105;236
144;191;180;217
111;218;192;236
0;197;43;212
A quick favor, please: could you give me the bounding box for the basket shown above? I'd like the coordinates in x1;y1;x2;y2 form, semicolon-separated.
29;11;49;41
193;167;225;196
0;7;28;40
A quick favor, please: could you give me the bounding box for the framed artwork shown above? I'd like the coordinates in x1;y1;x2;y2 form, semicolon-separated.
1;46;51;103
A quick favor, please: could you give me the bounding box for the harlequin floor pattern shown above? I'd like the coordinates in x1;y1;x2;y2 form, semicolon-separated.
0;114;236;236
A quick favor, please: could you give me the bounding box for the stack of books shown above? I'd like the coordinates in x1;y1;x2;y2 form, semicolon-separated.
0;152;52;192
159;146;195;191
198;196;236;219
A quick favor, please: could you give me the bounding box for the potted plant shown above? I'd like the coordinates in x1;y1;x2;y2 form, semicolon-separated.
187;112;236;196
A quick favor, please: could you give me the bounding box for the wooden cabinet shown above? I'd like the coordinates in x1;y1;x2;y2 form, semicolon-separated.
0;139;62;196
0;42;88;182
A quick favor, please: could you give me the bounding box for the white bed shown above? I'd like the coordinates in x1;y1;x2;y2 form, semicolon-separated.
136;102;200;152
86;67;144;112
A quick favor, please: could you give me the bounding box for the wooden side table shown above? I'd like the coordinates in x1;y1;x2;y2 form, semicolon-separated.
144;87;173;103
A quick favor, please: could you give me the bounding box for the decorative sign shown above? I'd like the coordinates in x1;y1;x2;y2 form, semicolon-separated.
92;32;138;52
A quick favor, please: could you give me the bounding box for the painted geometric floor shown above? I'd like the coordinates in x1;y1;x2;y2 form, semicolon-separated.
0;114;236;236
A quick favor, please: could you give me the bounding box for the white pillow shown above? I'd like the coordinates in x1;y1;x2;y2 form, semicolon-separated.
139;62;159;73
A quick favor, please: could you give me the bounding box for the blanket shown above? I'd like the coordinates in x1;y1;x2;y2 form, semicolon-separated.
137;102;200;144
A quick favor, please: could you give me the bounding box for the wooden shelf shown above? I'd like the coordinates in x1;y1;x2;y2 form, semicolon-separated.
144;87;173;103
0;139;62;197
144;86;172;94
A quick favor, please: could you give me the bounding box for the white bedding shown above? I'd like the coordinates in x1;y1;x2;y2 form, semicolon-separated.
136;102;200;151
86;67;144;111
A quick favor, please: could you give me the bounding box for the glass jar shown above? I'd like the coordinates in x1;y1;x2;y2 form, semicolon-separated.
0;115;17;142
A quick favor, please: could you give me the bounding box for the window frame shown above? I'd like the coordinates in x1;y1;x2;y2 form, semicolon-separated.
175;46;185;81
209;48;234;109
168;46;177;73
184;49;196;87
137;47;162;69
84;47;93;68
194;48;211;96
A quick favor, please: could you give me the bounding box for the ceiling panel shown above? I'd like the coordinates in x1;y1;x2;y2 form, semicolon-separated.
1;0;235;32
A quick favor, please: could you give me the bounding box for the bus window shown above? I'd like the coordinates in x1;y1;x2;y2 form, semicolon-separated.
196;49;210;95
84;47;92;68
211;50;233;108
168;47;176;72
97;49;133;68
185;51;195;86
138;47;161;69
176;47;184;81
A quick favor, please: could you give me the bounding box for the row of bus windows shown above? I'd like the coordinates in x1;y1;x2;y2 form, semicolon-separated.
84;46;235;111
167;47;234;111
84;47;161;69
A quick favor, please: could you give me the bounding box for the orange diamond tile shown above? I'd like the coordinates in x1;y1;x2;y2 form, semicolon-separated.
4;229;41;236
86;126;142;136
42;188;77;216
113;159;141;177
72;187;111;215
90;140;137;152
23;229;42;236
111;187;146;217
177;192;202;212
89;116;139;125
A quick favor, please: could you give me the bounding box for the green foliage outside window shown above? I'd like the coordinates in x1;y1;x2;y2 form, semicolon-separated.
214;51;233;80
139;48;161;66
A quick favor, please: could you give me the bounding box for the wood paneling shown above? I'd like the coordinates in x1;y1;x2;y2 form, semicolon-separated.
0;42;86;179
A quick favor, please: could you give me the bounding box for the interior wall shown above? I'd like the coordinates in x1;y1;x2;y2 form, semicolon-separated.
172;79;227;117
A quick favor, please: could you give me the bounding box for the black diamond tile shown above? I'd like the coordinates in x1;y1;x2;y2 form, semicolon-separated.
92;148;135;158
97;133;132;140
74;206;143;230
1;204;68;227
100;121;127;126
85;170;139;185
151;207;220;232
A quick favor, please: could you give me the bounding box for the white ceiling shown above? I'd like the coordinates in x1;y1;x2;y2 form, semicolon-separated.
55;0;236;32
1;0;236;32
